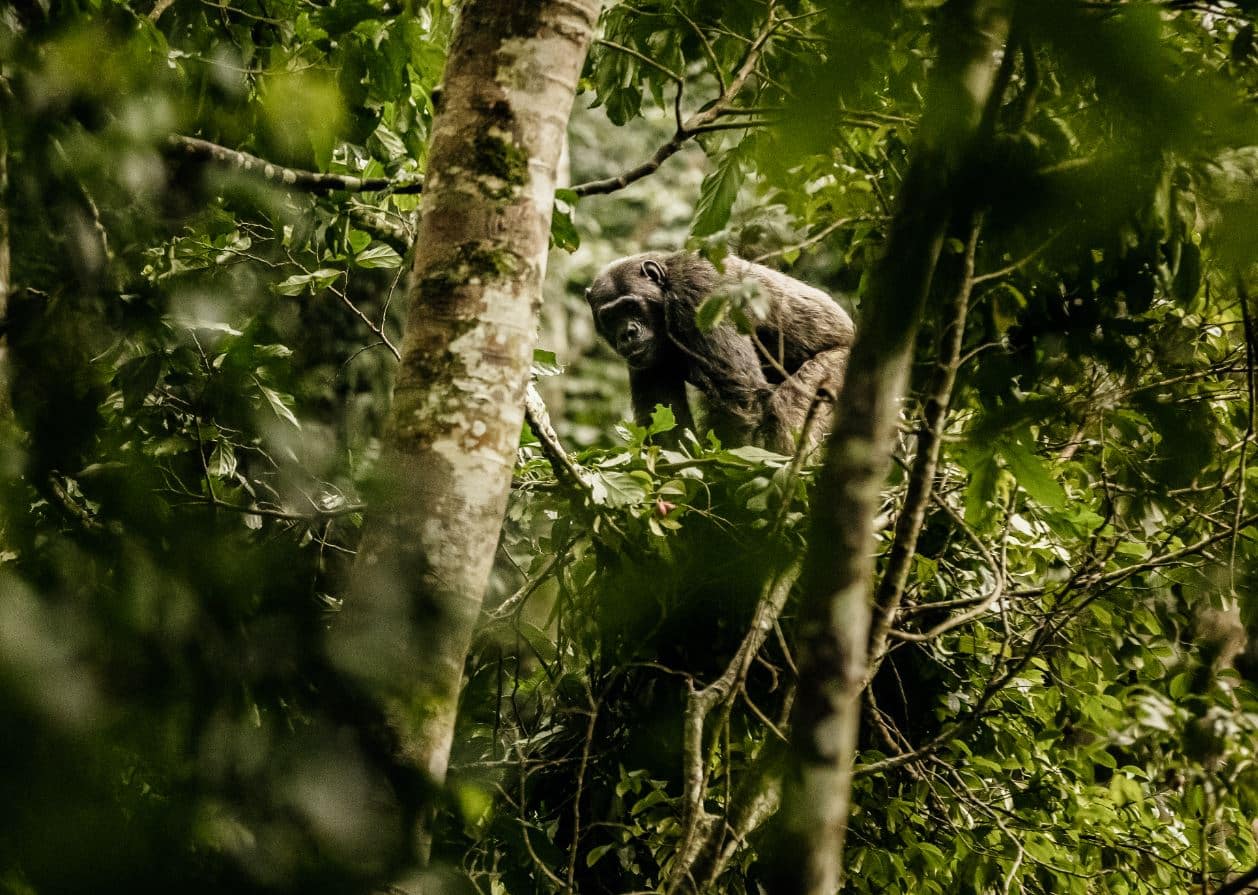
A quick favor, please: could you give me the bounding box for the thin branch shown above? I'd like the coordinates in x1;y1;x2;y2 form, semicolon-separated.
45;476;106;533
971;229;1061;284
1232;277;1254;594
325;273;401;360
667;557;803;894
523;382;592;497
1210;864;1258;895
565;687;599;893
752;216;880;267
688;119;777;134
676;8;727;93
595;38;683;82
489;536;577;620
860;510;1258;779
571;129;692;197
169;135;424;195
572;6;781;197
867;216;982;673
1010;510;1258;600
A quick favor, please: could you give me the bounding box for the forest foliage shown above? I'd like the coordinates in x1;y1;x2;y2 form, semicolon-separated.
4;1;1258;894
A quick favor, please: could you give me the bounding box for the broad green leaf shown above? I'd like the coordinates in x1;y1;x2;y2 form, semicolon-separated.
207;441;238;479
274;273;313;296
586;844;615;867
647;404;676;436
347;228;372;254
691;145;746;238
961;446;999;528
531;349;563;377
355;243;403;269
589;470;650;507
258;384;301;429
695;293;731;332
116;354;163;413
550;205;580;253
1000;437;1066;509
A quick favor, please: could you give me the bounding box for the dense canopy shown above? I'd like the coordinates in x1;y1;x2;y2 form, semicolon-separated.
4;2;1258;894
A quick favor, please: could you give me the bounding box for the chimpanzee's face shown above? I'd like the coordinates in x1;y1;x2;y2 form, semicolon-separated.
586;257;670;369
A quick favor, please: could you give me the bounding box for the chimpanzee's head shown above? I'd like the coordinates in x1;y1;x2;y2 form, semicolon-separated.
586;255;670;370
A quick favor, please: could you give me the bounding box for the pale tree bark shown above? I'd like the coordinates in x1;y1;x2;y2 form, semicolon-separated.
331;0;600;874
765;3;1011;893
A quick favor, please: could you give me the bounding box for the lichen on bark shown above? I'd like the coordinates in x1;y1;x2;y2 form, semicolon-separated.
337;0;601;879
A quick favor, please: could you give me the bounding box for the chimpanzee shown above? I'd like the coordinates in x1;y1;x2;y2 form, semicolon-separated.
586;251;854;452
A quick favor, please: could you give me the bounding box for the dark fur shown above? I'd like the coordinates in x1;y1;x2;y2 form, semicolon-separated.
586;251;854;452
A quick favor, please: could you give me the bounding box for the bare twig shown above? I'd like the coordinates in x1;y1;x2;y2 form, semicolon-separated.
971;229;1061;284
676;8;727;93
489;536;577;620
329;275;401;360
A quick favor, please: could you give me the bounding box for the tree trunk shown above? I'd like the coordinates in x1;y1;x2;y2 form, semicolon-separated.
766;3;1011;893
331;0;600;872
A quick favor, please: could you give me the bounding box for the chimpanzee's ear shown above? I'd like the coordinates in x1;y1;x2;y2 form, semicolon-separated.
640;258;667;286
584;287;593;305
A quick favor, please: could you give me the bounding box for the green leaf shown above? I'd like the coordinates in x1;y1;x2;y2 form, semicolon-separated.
207;441;238;479
550;205;580;253
960;446;999;529
695;293;731;332
629;789;669;815
647;405;676;436
727;445;788;464
116;354;163;413
990;283;1027;336
176;318;243;336
589;471;650;507
691;146;746;238
347;229;372;254
273;269;341;295
258;385;301;429
354;243;403;269
1169;671;1193;699
586;844;615;867
274;273;314;296
531;349;563;378
254;344;294;360
1000;436;1066;509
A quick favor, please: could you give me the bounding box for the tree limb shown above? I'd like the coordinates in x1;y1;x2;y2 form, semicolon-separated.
168;135;425;195
767;3;1013;892
866;215;981;674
